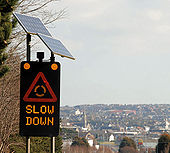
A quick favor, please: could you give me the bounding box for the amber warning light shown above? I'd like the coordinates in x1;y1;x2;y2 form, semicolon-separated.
51;63;58;70
24;63;30;70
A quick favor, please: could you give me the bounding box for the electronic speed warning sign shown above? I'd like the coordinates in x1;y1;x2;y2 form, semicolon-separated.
20;61;60;137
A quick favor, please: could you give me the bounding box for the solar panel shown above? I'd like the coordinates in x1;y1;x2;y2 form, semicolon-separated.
13;13;51;36
38;34;75;60
13;13;75;60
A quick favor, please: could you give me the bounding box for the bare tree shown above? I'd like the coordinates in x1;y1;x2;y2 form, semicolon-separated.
0;0;66;152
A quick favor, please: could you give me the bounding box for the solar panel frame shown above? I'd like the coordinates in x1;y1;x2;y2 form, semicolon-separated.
38;34;75;60
13;13;52;36
13;12;75;60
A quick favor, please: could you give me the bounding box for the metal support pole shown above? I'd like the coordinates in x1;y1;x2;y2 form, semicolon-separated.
51;137;55;153
27;34;31;61
50;52;55;62
26;34;31;153
26;137;30;153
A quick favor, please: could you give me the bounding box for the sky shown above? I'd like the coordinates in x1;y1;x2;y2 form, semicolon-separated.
35;0;170;106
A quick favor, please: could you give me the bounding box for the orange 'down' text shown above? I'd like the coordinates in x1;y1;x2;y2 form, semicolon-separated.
26;117;54;126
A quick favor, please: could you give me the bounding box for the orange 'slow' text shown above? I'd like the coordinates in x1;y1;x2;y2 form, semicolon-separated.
26;105;54;114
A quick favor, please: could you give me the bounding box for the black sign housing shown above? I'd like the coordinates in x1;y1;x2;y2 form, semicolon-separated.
20;61;60;137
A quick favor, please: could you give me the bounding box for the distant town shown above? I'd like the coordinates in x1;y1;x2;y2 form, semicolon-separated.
61;104;170;152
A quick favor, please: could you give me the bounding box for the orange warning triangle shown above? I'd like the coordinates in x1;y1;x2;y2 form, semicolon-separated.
23;72;57;102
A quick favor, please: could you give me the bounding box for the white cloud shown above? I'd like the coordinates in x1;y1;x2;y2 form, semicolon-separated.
147;10;163;21
156;25;170;33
